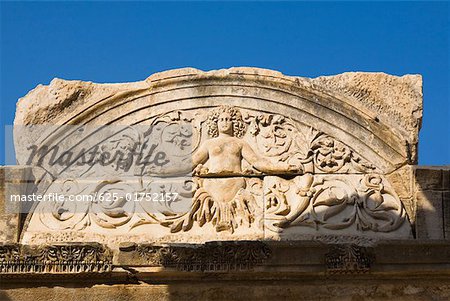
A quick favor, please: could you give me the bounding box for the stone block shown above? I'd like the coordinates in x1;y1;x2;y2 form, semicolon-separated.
415;167;443;191
415;190;444;239
0;166;32;243
443;169;450;190
444;191;450;239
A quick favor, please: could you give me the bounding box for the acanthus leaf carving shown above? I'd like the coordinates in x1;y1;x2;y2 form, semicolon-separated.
0;243;112;274
265;174;409;235
128;242;272;272
23;105;409;240
325;244;374;274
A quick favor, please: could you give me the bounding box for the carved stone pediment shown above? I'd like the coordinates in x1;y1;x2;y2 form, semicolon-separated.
10;68;420;247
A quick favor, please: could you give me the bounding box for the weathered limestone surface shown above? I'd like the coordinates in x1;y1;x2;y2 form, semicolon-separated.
1;241;450;300
313;72;423;159
415;166;450;239
14;68;422;169
0;166;33;243
2;280;450;301
1;68;449;300
9;68;427;246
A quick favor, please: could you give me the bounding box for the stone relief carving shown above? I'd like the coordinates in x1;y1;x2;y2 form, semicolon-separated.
0;243;112;274
22;105;411;242
160;177;263;233
158;106;297;233
242;108;376;174
325;244;374;274
309;134;376;173
265;174;409;235
120;241;272;272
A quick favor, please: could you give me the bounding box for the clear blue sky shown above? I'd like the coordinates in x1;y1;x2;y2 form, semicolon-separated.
1;1;449;165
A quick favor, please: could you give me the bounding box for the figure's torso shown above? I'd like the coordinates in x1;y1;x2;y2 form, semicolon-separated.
205;136;243;174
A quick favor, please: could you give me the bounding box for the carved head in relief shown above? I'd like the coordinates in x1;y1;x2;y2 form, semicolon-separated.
206;106;246;138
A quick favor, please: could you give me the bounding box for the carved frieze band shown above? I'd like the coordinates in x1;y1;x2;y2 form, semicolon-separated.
120;241;272;272
325;244;374;274
0;243;112;274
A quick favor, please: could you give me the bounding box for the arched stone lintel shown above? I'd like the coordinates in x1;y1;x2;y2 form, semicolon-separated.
14;68;421;173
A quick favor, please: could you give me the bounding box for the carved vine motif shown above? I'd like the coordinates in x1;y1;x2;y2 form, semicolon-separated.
309;134;375;173
37;178;141;231
265;174;408;233
245;112;375;174
0;244;112;274
37;176;195;231
325;244;374;274
129;242;272;272
141;110;198;176
28;105;397;236
247;114;295;157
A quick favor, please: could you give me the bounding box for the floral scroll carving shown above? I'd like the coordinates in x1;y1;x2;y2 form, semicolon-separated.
310;135;376;173
265;174;409;235
245;111;375;174
0;243;112;274
24;105;410;240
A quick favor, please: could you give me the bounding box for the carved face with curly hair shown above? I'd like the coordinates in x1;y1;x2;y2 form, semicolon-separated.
206;106;246;138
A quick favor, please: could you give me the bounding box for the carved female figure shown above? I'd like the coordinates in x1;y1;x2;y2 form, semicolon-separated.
163;106;298;233
193;106;297;175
